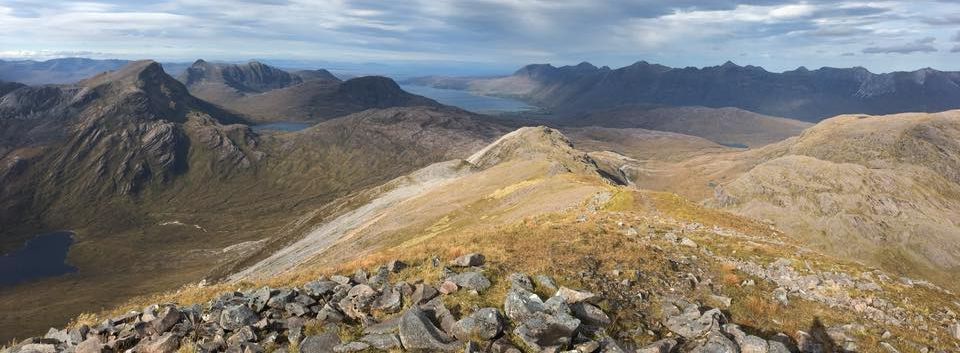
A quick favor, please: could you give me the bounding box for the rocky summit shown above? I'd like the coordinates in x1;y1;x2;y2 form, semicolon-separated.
0;254;846;353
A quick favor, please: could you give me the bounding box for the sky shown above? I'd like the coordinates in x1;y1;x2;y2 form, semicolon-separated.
1;0;960;75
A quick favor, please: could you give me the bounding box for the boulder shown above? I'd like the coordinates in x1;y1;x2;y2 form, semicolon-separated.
330;275;351;285
439;280;459;294
226;326;257;346
372;285;403;313
504;287;546;322
533;275;557;291
421;298;458;334
447;272;491;292
338;284;378;320
140;333;180;353
220;305;259;331
508;273;534;291
490;337;522;353
664;305;724;339
513;311;580;351
150;306;181;334
75;337;109;353
387;260;408;273
332;342;369;353
571;302;611;326
299;332;341;353
17;344;56;353
352;269;369;284
688;331;738;353
266;289;295;309
397;307;460;351
636;338;678;353
411;284;439;305
452;308;504;341
555;287;598;304
451;253;485;267
303;281;339;298
360;334;401;350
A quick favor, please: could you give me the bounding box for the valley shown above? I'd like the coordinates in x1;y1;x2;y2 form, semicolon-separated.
2;57;960;352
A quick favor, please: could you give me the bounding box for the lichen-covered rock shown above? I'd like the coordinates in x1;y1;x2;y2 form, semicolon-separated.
452;308;504;341
397;307;460;351
299;332;341;353
220;305;259;331
447;272;491;292
451;253;485;267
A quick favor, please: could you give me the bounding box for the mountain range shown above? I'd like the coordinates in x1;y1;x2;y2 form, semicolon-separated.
407;61;960;122
2;58;960;351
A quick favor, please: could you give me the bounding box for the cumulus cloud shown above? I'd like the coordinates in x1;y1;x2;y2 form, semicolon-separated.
862;37;938;54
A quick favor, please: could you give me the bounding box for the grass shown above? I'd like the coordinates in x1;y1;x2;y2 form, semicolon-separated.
40;187;957;353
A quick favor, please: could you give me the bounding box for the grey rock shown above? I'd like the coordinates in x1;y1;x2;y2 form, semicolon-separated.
140;333;180;353
267;289;295;309
338;284;378;320
303;281;339;298
18;344;56;353
75;337;108;353
150;306;181;334
490;337;522;353
773;287;789;306
330;275;351;285
250;287;275;312
533;275;557;291
949;322;960;340
465;341;482;353
664;306;724;339
363;317;400;335
504;287;545;322
767;333;797;353
397;307;460;351
360;334;401;350
387;260;408;273
508;273;534;291
220;305;259;331
880;342;901;353
226;326;258;346
300;332;341;353
372;285;403;313
635;338;677;353
368;266;391;289
285;302;310;317
447;272;491;292
421;298;458;334
332;342;369;353
439;280;459;294
555;287;598;304
451;253;485;267
411;283;439;305
574;340;600;353
452;308;504;341
513;310;580;352
352;268;368;284
689;331;738;353
571;302;611;326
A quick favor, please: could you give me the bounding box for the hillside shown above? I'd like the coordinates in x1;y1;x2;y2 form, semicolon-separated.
411;61;960;121
710;110;960;285
562;106;813;148
0;58;132;85
0;61;505;342
9;127;959;353
178;60;437;123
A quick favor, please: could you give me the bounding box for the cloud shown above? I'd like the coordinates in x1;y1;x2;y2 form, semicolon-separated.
952;45;960;53
862;37;938;54
953;30;960;42
0;0;958;73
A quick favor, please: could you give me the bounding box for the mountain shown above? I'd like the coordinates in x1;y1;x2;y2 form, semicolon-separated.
178;60;437;123
13;126;958;352
560;105;813;148
710;110;960;284
0;58;132;84
412;61;960;122
0;61;504;341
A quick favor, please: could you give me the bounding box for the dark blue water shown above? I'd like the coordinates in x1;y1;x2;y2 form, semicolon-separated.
252;122;313;133
400;85;537;114
0;231;77;287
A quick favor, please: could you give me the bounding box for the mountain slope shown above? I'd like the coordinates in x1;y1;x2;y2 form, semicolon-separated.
415;61;960;121
0;58;132;85
0;61;505;342
562;105;813;147
43;127;960;353
711;110;960;283
179;60;437;123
